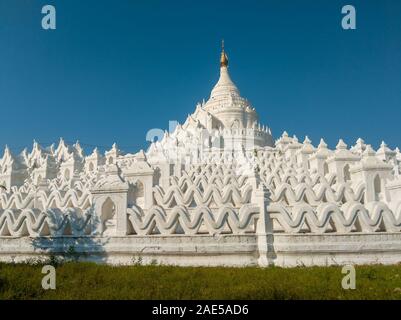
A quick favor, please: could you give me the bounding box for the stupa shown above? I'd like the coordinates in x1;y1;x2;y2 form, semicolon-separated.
1;44;401;267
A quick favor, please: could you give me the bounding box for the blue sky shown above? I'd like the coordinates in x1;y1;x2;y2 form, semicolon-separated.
0;0;400;154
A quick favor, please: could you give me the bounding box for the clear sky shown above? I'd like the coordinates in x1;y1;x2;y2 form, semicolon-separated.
1;0;400;155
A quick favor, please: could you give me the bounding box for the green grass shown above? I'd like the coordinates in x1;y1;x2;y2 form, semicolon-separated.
1;261;401;300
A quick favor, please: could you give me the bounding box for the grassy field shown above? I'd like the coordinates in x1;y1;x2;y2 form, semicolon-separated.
1;261;401;300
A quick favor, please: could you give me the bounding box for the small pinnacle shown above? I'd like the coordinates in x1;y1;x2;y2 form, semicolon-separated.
336;139;347;150
318;138;328;149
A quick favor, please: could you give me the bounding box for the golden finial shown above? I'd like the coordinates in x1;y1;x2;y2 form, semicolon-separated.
220;39;228;67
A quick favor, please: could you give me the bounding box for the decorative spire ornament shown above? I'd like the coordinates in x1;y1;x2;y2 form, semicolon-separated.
220;39;228;67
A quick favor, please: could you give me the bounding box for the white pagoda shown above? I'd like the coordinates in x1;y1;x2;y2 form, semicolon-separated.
1;45;401;267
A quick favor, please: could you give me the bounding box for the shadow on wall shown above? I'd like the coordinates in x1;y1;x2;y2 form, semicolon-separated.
31;208;110;264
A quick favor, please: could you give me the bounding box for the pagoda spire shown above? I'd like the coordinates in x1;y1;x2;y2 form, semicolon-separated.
220;39;228;67
208;40;239;100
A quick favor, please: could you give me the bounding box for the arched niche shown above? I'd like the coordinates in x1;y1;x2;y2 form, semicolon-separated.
101;197;117;236
374;175;383;202
343;164;351;182
153;167;161;186
134;180;145;209
323;162;329;176
231;119;240;129
64;168;71;180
